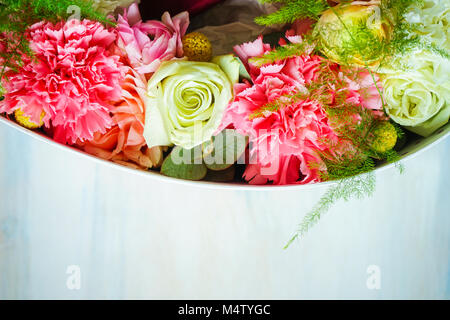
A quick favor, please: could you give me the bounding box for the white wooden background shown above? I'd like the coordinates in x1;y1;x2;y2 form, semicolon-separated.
0;121;449;299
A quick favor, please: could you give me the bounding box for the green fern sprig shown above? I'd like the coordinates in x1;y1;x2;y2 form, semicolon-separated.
255;0;329;26
250;32;320;66
391;122;405;140
285;172;376;248
250;42;313;66
0;0;113;27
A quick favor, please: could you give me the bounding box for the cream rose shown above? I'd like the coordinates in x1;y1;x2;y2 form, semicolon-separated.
143;55;239;149
382;50;450;137
404;0;450;52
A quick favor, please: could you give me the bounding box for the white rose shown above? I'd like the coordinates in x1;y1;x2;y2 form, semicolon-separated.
404;0;450;52
382;50;450;137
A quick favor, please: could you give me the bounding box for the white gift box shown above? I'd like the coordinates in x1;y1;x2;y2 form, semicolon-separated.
1;116;449;299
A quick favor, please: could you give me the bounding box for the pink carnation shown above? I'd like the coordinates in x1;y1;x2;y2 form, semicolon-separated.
222;37;383;185
244;154;313;186
234;36;271;79
222;78;335;185
0;19;124;144
342;69;384;113
116;3;189;76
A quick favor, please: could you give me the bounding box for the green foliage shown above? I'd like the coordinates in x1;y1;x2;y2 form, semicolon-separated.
255;0;329;26
203;130;248;171
0;0;112;27
161;146;208;181
248;88;309;120
285;172;376;248
250;41;314;67
320;155;375;181
391;121;405;140
0;0;113;82
253;0;448;70
161;130;248;181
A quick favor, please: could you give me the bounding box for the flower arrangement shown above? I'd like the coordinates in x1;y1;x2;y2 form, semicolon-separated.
0;0;448;244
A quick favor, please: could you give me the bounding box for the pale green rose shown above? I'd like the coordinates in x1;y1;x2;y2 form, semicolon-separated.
143;55;239;149
382;50;450;137
404;0;450;52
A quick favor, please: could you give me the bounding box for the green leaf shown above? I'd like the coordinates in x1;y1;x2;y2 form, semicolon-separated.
236;57;252;82
202;139;215;158
203;130;248;171
161;146;207;181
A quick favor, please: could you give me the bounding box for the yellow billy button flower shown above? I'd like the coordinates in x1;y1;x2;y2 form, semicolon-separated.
371;121;398;154
182;32;213;62
14;109;45;130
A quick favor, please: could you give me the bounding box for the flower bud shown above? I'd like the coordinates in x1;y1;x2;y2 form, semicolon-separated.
314;1;391;68
371;121;398;153
183;32;213;62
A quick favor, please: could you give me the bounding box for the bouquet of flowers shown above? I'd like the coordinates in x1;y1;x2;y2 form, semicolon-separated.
0;0;448;242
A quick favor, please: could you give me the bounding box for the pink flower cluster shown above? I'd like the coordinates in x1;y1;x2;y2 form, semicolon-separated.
0;4;189;147
221;36;383;185
0;5;385;185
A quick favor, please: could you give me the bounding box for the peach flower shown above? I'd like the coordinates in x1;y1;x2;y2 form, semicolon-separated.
80;67;164;170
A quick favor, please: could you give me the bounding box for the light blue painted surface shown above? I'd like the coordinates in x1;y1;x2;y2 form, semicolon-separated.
0;120;449;299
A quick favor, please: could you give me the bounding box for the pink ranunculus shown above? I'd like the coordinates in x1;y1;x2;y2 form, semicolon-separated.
0;19;124;144
116;3;189;77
